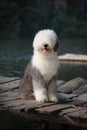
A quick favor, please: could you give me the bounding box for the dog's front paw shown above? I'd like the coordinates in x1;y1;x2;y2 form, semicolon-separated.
36;95;48;102
48;95;58;103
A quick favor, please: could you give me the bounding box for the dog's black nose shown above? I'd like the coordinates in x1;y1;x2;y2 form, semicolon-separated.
44;44;48;48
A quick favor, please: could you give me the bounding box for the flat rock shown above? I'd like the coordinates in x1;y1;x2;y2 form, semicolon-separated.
58;77;87;94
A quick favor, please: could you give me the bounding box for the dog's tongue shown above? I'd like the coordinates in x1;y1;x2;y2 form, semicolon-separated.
43;48;49;53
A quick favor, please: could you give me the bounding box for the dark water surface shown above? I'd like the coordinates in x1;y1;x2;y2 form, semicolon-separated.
0;37;87;80
0;37;87;130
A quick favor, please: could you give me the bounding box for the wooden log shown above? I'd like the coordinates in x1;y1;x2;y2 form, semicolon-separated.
58;77;87;94
59;54;87;62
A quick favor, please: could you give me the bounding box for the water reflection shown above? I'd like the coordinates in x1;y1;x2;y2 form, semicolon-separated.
59;61;87;81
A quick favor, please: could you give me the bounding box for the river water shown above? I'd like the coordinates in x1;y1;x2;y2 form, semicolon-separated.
0;37;87;130
0;37;87;81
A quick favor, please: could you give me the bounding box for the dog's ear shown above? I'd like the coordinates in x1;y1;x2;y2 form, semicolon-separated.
54;39;59;52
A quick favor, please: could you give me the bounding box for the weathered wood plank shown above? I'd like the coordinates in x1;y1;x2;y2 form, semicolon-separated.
24;102;54;112
0;76;87;129
70;93;87;105
8;100;54;113
60;107;83;115
0;96;21;103
58;77;87;93
9;100;42;112
0;89;19;98
63;115;87;128
0;89;20;103
67;108;87;119
0;80;20;92
0;76;20;84
35;104;74;114
1;99;26;108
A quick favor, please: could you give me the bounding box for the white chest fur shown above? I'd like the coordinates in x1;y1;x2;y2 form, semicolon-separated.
32;54;59;82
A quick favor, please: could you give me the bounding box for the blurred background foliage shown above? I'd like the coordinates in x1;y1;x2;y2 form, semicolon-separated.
0;0;87;39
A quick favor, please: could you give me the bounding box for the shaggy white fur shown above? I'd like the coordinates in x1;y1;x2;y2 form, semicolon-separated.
32;29;59;102
20;29;59;102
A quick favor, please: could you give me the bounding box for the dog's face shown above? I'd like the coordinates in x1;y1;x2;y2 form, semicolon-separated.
33;29;59;55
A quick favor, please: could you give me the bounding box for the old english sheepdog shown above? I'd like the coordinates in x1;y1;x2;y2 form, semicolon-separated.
20;29;59;102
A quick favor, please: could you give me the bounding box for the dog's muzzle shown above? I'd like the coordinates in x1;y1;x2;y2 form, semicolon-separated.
42;44;50;53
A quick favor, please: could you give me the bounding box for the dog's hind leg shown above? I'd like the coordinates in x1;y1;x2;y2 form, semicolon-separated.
48;76;58;103
20;61;33;100
20;74;33;100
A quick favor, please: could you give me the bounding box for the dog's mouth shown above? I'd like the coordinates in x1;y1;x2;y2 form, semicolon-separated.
42;44;51;53
42;47;50;53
